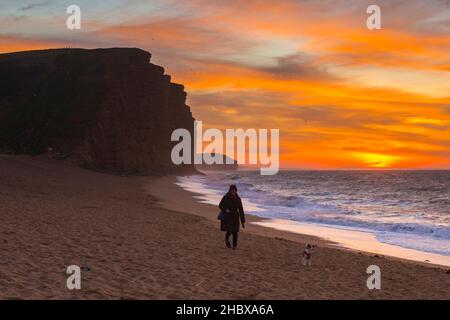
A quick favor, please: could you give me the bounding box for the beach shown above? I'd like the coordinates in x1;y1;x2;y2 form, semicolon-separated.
1;155;449;299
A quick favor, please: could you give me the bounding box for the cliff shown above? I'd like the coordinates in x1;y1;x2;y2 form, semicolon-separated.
0;48;196;174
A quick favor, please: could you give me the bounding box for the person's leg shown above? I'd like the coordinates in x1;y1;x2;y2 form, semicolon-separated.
232;232;238;248
225;232;232;248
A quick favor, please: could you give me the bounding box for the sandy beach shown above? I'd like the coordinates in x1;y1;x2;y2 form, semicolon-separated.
1;155;449;299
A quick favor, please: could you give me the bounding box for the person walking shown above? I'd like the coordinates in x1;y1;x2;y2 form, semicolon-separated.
219;184;245;250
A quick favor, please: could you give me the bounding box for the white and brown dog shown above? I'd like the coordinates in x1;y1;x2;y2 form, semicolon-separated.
302;244;315;266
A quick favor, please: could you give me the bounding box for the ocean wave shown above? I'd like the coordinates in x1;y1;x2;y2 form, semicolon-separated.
296;216;450;240
186;171;450;256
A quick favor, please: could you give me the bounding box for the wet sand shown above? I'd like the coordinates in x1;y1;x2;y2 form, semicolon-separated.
1;155;449;299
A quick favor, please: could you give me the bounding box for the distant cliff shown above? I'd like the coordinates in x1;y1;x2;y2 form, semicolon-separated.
195;153;238;172
0;48;196;174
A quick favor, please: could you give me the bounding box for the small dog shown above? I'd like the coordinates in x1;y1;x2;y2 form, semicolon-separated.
302;244;315;266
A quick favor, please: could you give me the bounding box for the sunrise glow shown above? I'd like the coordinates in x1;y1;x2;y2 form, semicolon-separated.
1;0;449;169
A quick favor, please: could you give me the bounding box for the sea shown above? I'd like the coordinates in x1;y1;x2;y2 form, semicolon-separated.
176;170;450;257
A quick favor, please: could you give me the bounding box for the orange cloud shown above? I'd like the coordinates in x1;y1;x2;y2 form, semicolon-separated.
1;0;449;169
0;35;63;53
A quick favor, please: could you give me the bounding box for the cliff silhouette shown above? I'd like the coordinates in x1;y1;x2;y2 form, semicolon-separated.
195;153;238;171
0;48;196;174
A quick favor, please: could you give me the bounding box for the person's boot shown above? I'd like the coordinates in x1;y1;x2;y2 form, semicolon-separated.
225;239;231;248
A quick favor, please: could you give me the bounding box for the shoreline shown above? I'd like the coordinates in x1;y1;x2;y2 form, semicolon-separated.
148;174;450;269
146;175;334;247
2;155;450;299
254;220;450;268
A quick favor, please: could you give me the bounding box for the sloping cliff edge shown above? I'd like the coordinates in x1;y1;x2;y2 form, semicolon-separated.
0;48;196;174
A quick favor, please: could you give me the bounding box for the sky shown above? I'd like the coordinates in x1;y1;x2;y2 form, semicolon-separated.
1;0;450;169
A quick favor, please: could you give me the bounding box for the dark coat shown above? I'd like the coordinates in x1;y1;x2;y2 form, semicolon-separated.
219;193;245;232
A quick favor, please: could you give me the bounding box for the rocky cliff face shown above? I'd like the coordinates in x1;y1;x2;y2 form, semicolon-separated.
0;48;196;174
